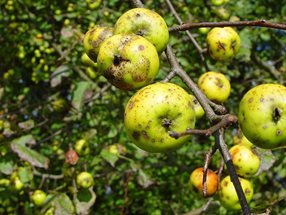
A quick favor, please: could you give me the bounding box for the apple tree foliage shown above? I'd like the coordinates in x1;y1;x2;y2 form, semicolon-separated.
1;0;286;214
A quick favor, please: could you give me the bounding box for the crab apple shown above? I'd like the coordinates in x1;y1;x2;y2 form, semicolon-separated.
97;34;159;90
207;27;240;61
83;25;113;61
198;71;231;103
189;167;218;197
189;94;205;119
219;176;253;210
229;144;260;178
30;190;47;206
238;84;286;149
114;8;169;54
76;172;94;189
124;82;196;153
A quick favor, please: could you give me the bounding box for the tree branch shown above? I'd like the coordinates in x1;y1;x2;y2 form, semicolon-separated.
169;113;237;139
215;129;251;215
169;20;286;32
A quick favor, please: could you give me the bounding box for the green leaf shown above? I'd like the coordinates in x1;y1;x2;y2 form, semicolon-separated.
137;169;154;188
71;81;91;111
54;193;75;215
75;188;96;215
50;65;71;88
0;157;14;175
255;148;275;175
10;135;49;169
100;148;119;167
236;28;252;62
18;119;35;131
18;166;33;183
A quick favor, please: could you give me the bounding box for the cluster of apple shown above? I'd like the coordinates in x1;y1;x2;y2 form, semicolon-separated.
189;133;260;210
83;5;286;212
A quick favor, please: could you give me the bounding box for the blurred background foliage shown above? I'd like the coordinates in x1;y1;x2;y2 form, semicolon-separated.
1;0;286;214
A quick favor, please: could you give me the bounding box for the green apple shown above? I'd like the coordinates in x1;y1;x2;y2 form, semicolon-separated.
30;190;47;206
124;82;196;153
198;71;231;103
207;27;240;61
97;34;159;90
229;144;260;178
76;172;94;189
83;25;113;62
211;0;225;6
213;7;230;20
114;8;169;54
198;27;210;35
74;139;90;155
219;175;253;210
81;53;97;68
189;167;218;197
238;84;286;149
189;94;205;119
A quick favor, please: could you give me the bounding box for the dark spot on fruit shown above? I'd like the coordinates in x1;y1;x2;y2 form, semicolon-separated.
260;97;265;102
276;129;282;136
272;107;281;123
142;130;149;140
215;77;223;88
248;97;253;103
139;45;144;51
263;124;268;129
135;13;141;17
223;181;228;187
231;40;237;51
128;101;134;110
226;195;230;200
132;131;140;140
245;188;251;195
217;41;226;51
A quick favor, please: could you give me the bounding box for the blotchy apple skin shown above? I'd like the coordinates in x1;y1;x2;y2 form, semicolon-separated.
238;84;286;149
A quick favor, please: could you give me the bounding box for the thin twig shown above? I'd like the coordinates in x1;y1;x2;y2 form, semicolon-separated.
169;114;237;139
165;0;209;71
215;129;251;215
169;20;286;32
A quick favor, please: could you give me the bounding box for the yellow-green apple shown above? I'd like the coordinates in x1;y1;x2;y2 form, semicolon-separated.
238;84;286;149
83;25;113;61
124;82;196;152
219;175;253;210
198;71;231;103
207;27;240;61
97;34;159;90
76;172;94;189
190;94;205;119
30;190;47;206
229;144;260;178
114;8;169;54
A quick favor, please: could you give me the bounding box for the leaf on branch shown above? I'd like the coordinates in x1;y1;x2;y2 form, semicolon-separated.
71;81;92;111
236;28;252;62
255;147;276;175
50;65;72;88
0;157;14;175
137;169;154;188
100;148;119;167
18;119;35;131
54;193;75;215
10;135;49;169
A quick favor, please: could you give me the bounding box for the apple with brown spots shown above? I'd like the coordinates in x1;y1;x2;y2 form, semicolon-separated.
238;84;286;149
124;82;196;152
229;144;260;178
97;34;159;90
83;25;113;62
207;27;240;61
219;175;253;210
198;71;231;103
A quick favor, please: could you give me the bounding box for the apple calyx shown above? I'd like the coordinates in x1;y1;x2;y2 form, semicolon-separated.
272;107;281;123
162;118;172;129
